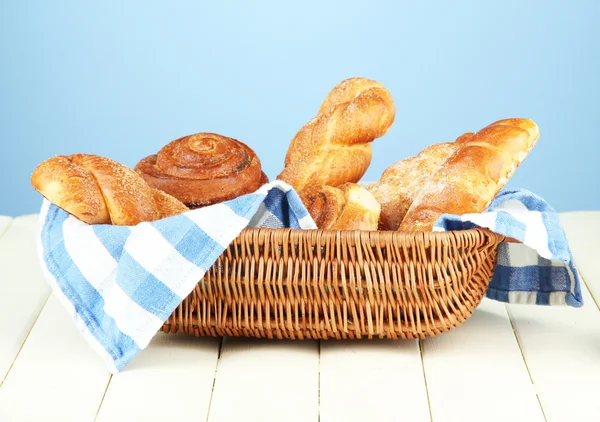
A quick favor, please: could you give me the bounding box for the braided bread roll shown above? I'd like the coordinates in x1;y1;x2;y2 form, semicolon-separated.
135;133;268;208
300;183;381;231
31;154;189;226
277;77;396;193
399;118;540;232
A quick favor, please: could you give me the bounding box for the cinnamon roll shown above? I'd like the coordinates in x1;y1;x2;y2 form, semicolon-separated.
135;133;268;208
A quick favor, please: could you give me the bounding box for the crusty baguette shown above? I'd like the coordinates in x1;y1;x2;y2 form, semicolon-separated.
368;141;458;230
135;132;268;209
277;77;395;193
31;154;189;225
398;118;539;232
300;183;381;231
368;131;476;230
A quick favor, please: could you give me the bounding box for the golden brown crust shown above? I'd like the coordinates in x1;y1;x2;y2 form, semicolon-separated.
71;154;160;225
334;184;381;231
259;171;269;186
299;185;346;229
454;132;475;144
300;183;380;231
368;142;458;230
31;154;189;225
135;133;267;208
398;118;540;232
276;77;395;193
30;155;111;225
151;188;190;219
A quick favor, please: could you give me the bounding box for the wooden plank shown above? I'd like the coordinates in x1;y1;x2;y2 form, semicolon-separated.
95;333;221;421
422;298;545;422
0;214;52;383
320;339;430;422
207;338;319;422
507;286;600;421
505;211;600;421
0;295;111;421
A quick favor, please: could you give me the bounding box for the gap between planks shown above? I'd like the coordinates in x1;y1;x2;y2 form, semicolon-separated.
504;305;548;422
582;277;600;313
204;337;225;422
418;339;434;422
0;293;51;388
318;340;321;422
93;375;113;422
0;216;14;240
0;214;52;385
579;270;600;314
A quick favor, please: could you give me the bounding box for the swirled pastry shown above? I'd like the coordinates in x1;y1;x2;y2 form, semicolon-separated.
135;133;268;208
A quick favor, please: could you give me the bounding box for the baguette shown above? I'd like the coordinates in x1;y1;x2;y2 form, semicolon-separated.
398;118;539;232
367;141;459;230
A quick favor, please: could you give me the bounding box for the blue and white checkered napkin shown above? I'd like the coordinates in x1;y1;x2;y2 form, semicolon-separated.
433;188;583;308
36;181;582;373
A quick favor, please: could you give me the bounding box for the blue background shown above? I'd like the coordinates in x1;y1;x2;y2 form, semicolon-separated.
1;0;599;216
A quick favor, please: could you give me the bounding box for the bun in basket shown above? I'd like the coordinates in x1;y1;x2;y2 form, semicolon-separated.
31;154;189;225
399;118;540;232
300;183;381;231
277;77;396;193
135;133;268;208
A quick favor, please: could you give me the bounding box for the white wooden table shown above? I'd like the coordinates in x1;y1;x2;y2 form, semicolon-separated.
0;212;598;422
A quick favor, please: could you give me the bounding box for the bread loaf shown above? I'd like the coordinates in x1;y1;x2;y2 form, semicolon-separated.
135;133;268;208
300;183;381;231
398;118;540;232
277;77;396;193
31;154;189;225
367;141;459;230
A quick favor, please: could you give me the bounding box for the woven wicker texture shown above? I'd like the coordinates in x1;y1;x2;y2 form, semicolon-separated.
161;228;505;339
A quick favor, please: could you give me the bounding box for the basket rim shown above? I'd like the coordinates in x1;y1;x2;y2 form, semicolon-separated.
237;226;506;242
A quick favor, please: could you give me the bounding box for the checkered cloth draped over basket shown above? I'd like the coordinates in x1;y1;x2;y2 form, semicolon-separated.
36;181;582;372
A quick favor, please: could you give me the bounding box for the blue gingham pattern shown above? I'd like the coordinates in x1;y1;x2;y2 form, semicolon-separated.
36;182;582;373
433;188;583;308
36;181;316;373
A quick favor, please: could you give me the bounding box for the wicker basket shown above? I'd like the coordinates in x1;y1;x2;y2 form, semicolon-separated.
160;227;505;340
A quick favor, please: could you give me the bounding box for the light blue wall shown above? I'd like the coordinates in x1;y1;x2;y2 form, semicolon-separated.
1;0;599;216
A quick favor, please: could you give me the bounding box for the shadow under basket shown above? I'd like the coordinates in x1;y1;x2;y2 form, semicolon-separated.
160;228;506;340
